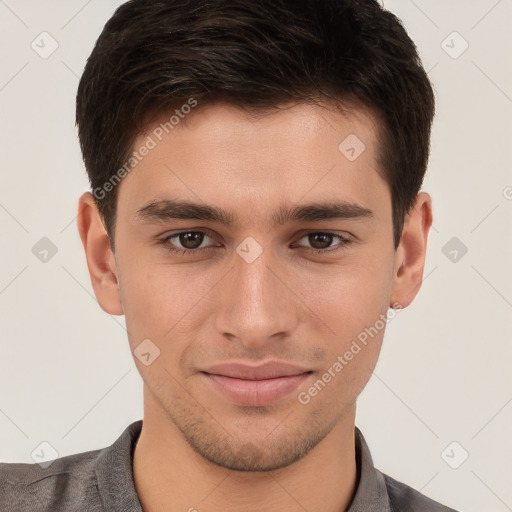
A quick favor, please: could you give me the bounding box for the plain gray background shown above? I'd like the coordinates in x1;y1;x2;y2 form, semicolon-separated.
0;1;511;511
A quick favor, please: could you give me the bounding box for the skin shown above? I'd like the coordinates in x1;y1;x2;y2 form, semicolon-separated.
77;101;432;512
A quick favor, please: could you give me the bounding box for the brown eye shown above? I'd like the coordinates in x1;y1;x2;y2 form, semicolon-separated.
178;232;205;249
307;233;335;250
159;230;217;254
295;232;353;254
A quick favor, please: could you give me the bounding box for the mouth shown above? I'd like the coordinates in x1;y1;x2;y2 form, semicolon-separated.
200;362;313;406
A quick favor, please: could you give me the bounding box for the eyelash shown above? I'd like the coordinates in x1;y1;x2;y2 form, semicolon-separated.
157;230;353;256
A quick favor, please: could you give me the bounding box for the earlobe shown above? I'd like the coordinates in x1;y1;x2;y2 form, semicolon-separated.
389;192;433;309
77;192;124;315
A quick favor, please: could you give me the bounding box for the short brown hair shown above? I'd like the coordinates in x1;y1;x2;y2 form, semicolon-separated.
76;0;435;251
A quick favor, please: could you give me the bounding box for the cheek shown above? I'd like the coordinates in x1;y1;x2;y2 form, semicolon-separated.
118;260;219;356
300;275;387;408
293;257;392;390
117;264;173;347
296;258;393;339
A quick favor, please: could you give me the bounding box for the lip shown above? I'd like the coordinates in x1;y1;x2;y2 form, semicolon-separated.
203;362;312;380
201;361;312;406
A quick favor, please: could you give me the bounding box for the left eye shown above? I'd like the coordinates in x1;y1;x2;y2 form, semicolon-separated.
295;232;351;252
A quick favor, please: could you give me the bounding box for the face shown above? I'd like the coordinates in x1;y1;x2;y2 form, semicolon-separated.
79;101;431;472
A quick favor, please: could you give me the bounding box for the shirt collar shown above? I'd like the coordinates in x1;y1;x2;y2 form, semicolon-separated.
94;420;144;512
348;426;391;511
94;421;390;511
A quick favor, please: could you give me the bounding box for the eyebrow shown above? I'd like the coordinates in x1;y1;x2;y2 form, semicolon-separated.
134;199;374;226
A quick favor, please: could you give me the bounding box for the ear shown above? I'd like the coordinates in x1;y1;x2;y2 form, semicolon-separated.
390;192;433;309
77;192;123;315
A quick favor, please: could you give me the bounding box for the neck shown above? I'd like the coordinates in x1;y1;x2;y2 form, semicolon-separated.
133;389;358;512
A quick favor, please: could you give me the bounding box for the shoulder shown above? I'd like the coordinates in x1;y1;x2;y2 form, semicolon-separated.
0;447;105;511
0;420;143;512
380;470;460;512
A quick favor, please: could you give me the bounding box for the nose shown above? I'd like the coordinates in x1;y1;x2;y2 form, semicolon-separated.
214;243;300;350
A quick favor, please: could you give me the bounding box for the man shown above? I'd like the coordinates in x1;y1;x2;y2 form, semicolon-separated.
0;0;459;510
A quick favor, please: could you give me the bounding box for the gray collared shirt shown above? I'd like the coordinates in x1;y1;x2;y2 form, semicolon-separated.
0;420;459;511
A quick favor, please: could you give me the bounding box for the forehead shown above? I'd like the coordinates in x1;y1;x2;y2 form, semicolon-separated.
116;101;390;225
